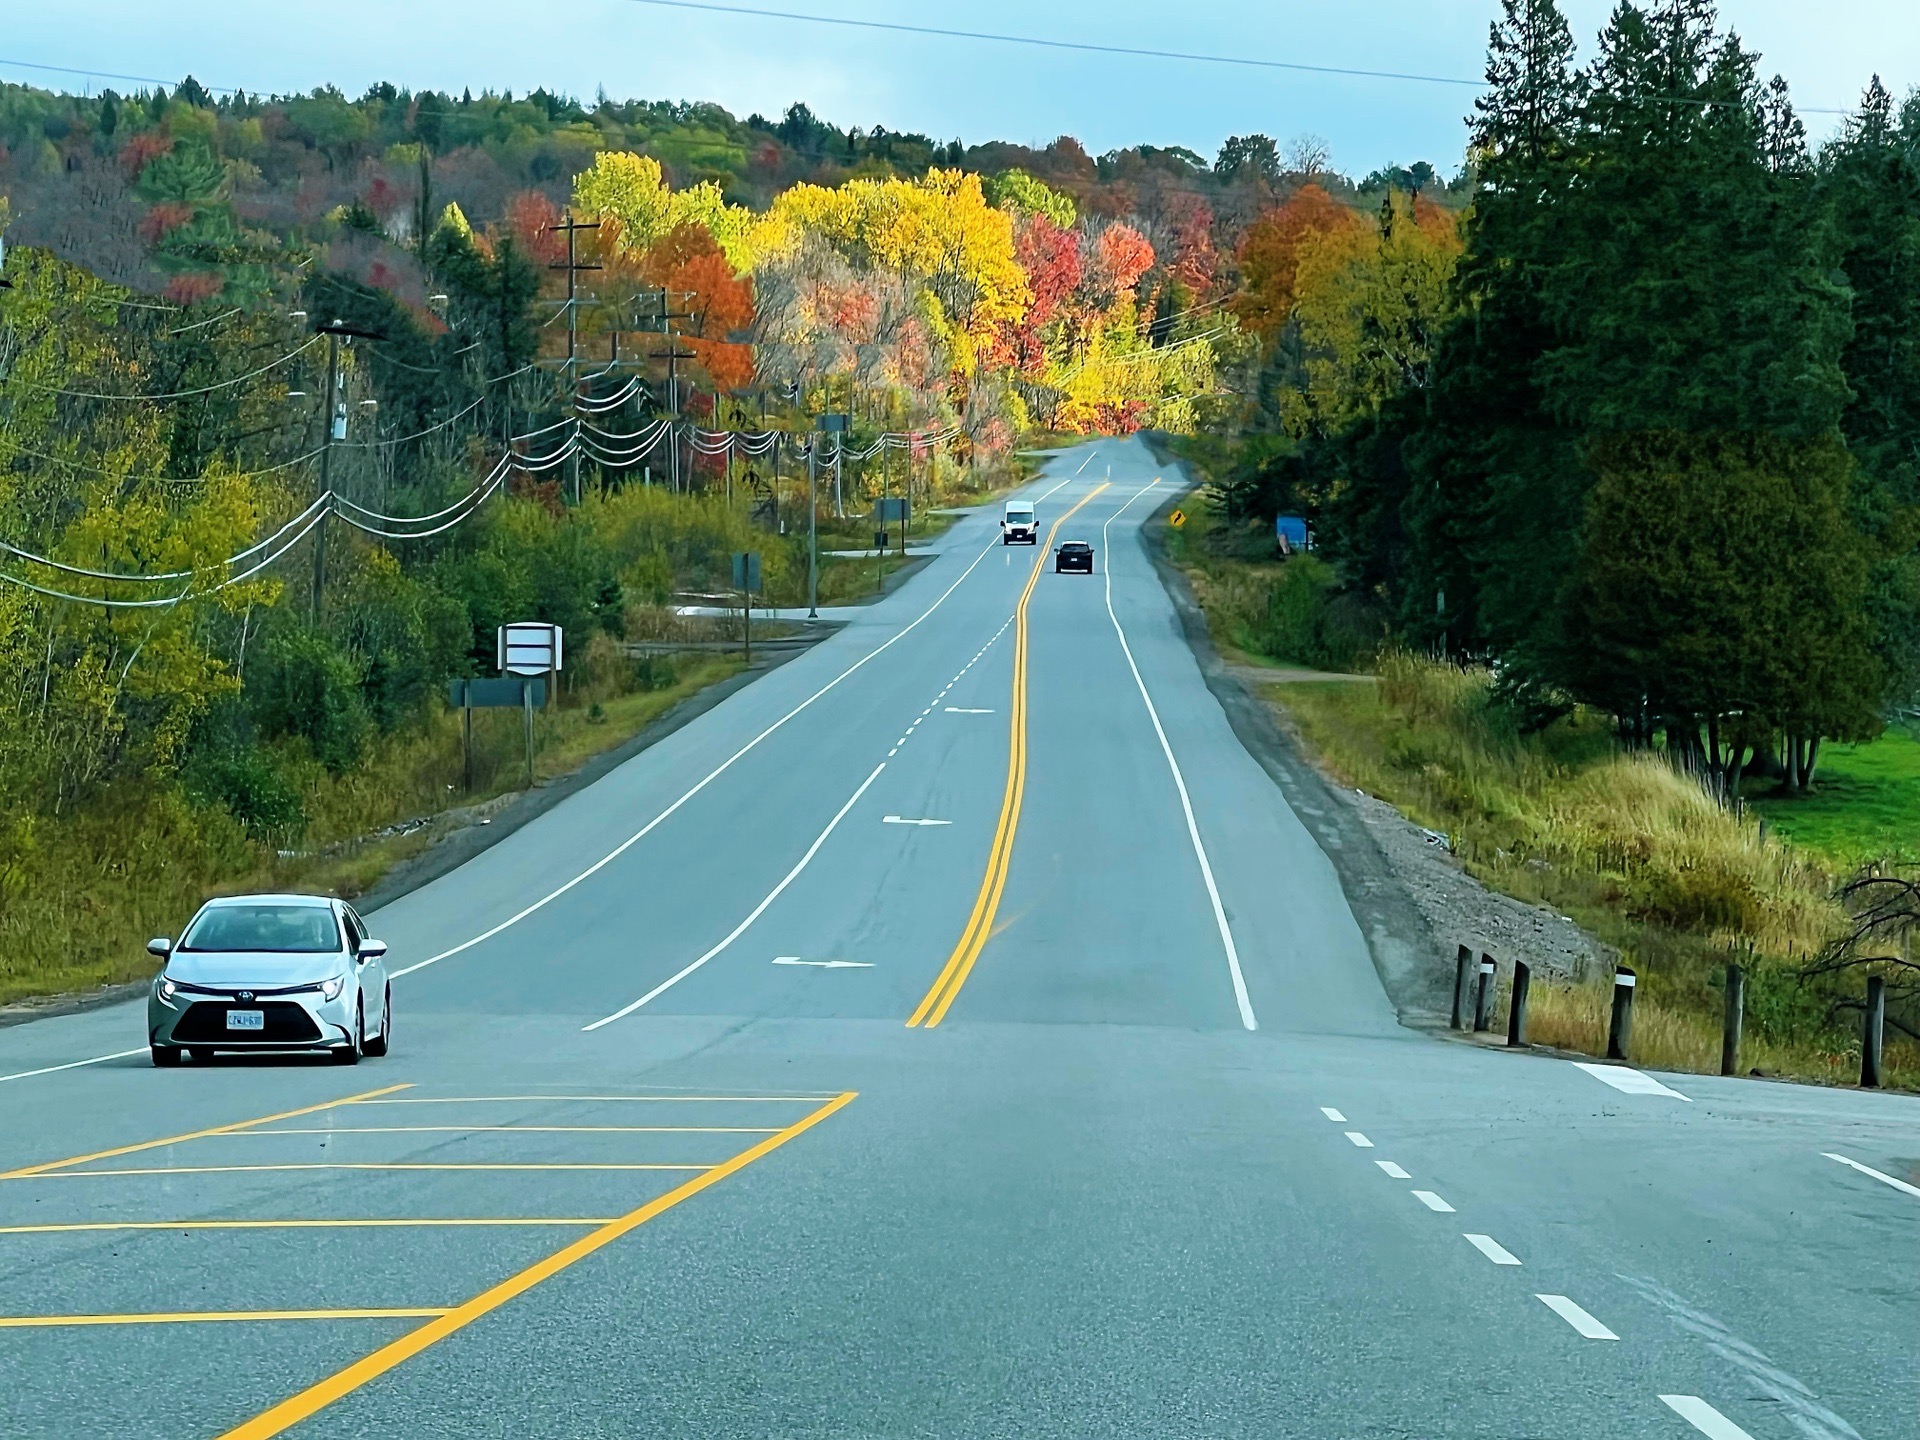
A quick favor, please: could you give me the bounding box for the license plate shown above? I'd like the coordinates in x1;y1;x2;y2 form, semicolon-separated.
226;1009;265;1031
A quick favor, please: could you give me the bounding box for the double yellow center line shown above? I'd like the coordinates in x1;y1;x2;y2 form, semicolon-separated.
908;482;1108;1028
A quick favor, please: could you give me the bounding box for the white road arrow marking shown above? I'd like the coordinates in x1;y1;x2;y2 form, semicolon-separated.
772;958;874;968
883;816;952;826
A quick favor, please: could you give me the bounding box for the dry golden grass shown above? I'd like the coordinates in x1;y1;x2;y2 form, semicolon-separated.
1263;653;1915;1089
1523;977;1918;1088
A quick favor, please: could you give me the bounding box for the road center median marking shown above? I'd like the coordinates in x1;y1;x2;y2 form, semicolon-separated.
392;472;1079;984
908;482;1109;1028
215;1090;856;1440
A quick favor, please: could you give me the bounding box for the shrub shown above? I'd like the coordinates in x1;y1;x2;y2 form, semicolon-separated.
183;747;307;839
247;627;371;773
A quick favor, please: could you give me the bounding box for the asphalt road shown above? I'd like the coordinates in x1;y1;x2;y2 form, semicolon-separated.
1;437;1913;1439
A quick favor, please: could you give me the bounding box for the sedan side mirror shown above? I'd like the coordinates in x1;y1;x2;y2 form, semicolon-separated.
147;937;172;959
356;939;389;964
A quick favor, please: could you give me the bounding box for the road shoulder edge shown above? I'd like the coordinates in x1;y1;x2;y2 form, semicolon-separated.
1135;486;1452;1028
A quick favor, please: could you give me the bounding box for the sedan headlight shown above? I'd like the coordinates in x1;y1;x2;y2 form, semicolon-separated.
320;976;346;1001
157;977;179;1002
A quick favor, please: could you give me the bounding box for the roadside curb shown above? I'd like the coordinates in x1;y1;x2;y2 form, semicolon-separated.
1136;488;1453;1028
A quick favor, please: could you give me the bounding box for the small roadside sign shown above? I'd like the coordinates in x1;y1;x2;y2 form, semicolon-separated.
1169;509;1186;528
498;622;562;676
731;551;762;593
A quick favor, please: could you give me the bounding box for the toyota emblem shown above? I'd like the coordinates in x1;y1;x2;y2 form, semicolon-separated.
236;991;254;1003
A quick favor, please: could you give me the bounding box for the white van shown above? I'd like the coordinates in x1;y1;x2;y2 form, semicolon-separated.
1001;501;1038;545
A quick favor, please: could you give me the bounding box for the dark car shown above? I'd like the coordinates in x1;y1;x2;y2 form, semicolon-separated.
1055;541;1095;574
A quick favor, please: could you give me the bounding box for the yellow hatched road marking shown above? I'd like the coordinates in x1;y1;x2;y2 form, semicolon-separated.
12;1162;714;1179
0;1085;411;1180
908;483;1109;1027
0;1308;448;1329
231;1125;783;1136
217;1090;857;1440
350;1094;834;1104
0;1219;618;1235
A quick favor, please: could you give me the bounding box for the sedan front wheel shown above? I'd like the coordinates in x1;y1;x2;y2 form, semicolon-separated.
363;986;391;1058
333;1002;364;1065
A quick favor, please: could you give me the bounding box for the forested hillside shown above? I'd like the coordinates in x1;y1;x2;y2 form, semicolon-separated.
1;66;1428;998
0;0;1915;1015
1200;0;1920;796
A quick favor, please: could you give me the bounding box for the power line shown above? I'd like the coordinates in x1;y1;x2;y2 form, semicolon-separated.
0;56;242;95
613;1;1856;116
614;1;1487;88
11;335;321;402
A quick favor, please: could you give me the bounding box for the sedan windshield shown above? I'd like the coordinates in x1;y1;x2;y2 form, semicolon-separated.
181;904;340;953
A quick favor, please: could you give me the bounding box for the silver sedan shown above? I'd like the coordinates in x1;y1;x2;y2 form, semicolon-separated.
146;894;392;1066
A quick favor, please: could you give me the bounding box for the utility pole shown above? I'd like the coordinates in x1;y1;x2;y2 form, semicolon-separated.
310;319;384;620
543;212;601;505
643;286;698;493
806;434;818;618
650;341;698;492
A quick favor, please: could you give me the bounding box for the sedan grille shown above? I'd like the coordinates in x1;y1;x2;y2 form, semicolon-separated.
173;1001;323;1044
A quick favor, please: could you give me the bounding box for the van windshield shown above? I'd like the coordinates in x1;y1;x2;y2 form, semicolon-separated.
1007;507;1034;520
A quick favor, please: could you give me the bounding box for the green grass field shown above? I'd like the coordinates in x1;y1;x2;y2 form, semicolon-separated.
1753;727;1920;869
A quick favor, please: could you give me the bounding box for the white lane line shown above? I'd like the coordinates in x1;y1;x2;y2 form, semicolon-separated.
1571;1061;1691;1101
1412;1190;1455;1213
582;764;887;1029
1660;1396;1758;1439
1822;1151;1920;1199
1463;1234;1522;1266
1375;1160;1411;1179
944;707;994;714
1101;479;1256;1031
0;1048;149;1085
1319;1107;1346;1122
882;816;952;827
394;471;1077;982
1344;1131;1374;1148
1536;1294;1618;1340
771;958;874;969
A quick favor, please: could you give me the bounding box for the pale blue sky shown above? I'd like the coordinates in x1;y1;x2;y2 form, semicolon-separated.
8;1;1916;174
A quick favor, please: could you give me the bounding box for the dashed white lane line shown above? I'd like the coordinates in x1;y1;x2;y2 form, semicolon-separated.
1375;1160;1411;1179
1536;1294;1618;1340
391;521;1023;981
1344;1132;1373;1148
1822;1151;1920;1199
0;1049;148;1085
944;707;994;714
581;763;887;1030
772;957;873;969
1412;1190;1455;1213
1319;1107;1346;1123
882;816;952;827
1660;1396;1758;1440
1572;1061;1691;1101
1463;1234;1522;1266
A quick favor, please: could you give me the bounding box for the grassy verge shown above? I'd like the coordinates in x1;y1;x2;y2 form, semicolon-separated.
1265;662;1914;1087
0;653;741;1008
